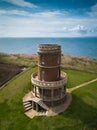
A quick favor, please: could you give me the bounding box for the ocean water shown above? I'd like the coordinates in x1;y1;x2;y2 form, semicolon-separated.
0;37;97;59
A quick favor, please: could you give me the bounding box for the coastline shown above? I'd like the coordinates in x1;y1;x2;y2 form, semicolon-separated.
0;37;97;59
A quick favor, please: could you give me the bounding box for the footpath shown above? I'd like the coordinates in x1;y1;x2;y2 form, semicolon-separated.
67;78;97;93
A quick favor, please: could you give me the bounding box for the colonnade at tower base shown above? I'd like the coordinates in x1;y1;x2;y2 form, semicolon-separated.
23;91;72;118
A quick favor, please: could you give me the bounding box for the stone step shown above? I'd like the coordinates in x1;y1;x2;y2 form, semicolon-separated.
23;100;32;112
23;101;31;104
38;112;46;116
24;104;32;108
24;106;32;112
23;102;31;105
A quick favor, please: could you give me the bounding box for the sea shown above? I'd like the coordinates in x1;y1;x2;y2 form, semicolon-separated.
0;37;97;59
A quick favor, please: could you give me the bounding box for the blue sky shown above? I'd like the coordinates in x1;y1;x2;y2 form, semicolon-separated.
0;0;97;37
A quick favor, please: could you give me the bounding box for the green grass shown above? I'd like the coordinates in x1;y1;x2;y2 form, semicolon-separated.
0;68;97;130
1;52;97;73
61;54;97;73
65;82;97;130
0;67;37;130
63;69;97;88
0;53;37;67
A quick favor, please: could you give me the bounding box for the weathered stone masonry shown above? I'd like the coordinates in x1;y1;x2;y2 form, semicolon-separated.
31;44;67;111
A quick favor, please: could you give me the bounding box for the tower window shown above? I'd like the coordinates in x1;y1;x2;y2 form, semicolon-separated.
57;69;60;78
41;56;45;64
57;55;60;64
41;70;45;81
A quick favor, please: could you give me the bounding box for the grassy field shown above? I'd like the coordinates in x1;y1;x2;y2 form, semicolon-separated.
0;53;37;87
61;54;97;73
0;53;37;67
1;52;97;73
63;69;97;88
0;67;97;130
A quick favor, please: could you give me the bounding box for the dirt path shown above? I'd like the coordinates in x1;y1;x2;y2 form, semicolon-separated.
67;78;97;93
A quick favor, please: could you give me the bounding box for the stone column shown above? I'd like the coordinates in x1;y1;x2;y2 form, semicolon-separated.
42;88;43;99
61;88;63;98
36;103;39;112
51;89;54;106
36;87;39;97
35;86;36;96
32;101;34;109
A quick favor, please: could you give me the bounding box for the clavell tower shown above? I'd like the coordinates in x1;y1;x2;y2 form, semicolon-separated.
23;44;71;117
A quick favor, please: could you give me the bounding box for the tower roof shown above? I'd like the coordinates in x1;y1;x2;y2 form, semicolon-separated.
37;44;61;54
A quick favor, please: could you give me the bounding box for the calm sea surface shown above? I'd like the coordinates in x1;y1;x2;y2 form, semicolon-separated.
0;37;97;59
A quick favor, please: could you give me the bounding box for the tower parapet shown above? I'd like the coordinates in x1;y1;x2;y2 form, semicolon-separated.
38;44;61;54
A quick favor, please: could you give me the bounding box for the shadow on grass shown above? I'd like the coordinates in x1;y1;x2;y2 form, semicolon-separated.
60;94;97;130
0;99;11;119
0;90;97;130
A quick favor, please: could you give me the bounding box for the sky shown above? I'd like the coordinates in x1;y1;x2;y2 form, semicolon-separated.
0;0;97;37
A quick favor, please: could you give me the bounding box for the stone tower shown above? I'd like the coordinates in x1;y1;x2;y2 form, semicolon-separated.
31;44;67;111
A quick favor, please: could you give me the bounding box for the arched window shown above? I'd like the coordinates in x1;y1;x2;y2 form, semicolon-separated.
57;55;60;64
57;69;60;78
41;56;45;64
41;70;45;81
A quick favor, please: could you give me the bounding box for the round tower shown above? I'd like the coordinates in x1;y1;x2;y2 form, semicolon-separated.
38;44;61;81
31;44;67;108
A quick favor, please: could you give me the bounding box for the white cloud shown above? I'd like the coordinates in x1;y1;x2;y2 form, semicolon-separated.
69;25;84;31
36;10;68;17
0;9;67;18
69;25;88;34
91;3;97;12
0;9;31;16
62;25;88;36
0;9;97;37
37;11;60;17
63;27;67;30
3;0;37;8
87;3;97;17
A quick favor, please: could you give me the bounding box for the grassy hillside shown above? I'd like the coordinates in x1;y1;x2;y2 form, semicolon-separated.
0;67;37;130
61;54;97;73
0;53;37;87
0;53;37;67
62;69;97;88
0;52;97;130
0;52;97;73
0;67;97;130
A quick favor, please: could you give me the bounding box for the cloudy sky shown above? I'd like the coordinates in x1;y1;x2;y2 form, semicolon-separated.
0;0;97;37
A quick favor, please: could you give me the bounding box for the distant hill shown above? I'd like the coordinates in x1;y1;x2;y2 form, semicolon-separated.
0;52;97;87
0;52;97;73
61;54;97;73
